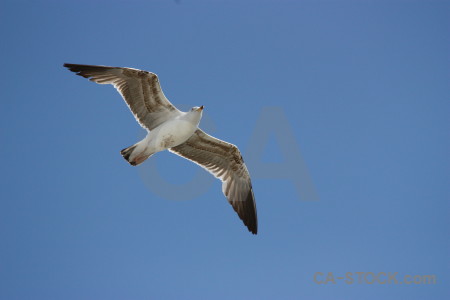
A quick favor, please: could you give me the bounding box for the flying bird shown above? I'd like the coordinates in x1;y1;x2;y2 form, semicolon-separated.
64;63;257;234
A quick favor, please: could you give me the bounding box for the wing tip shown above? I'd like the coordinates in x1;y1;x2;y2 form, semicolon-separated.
245;217;258;235
248;226;258;235
63;63;115;77
241;187;258;235
63;63;84;70
63;63;92;78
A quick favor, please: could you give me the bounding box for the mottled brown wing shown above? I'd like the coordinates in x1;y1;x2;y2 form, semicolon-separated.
170;129;258;234
64;63;181;131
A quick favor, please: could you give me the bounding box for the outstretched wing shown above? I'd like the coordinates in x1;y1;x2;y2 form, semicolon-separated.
64;63;182;131
170;129;258;234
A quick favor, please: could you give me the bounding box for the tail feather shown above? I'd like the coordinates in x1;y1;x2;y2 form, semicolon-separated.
120;145;138;165
120;143;152;166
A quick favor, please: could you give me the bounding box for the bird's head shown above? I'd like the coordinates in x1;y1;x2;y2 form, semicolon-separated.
186;105;204;125
190;105;204;113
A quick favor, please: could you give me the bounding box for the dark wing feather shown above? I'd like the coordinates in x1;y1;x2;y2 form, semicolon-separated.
64;63;181;131
170;129;258;234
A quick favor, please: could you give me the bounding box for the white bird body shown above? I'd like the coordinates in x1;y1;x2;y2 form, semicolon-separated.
129;108;203;165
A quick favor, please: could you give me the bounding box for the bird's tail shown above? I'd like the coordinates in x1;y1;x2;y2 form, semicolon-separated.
120;141;153;166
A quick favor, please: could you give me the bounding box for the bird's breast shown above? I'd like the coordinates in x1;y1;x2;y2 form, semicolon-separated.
153;119;197;150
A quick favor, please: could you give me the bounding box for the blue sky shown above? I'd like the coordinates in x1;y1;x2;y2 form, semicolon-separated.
1;1;449;299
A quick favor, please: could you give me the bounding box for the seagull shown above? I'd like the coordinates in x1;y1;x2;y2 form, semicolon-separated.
64;63;258;234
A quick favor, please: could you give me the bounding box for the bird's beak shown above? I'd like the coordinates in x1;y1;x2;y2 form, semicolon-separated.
198;105;204;111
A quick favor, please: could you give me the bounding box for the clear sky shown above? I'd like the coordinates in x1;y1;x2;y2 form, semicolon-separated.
1;1;449;299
